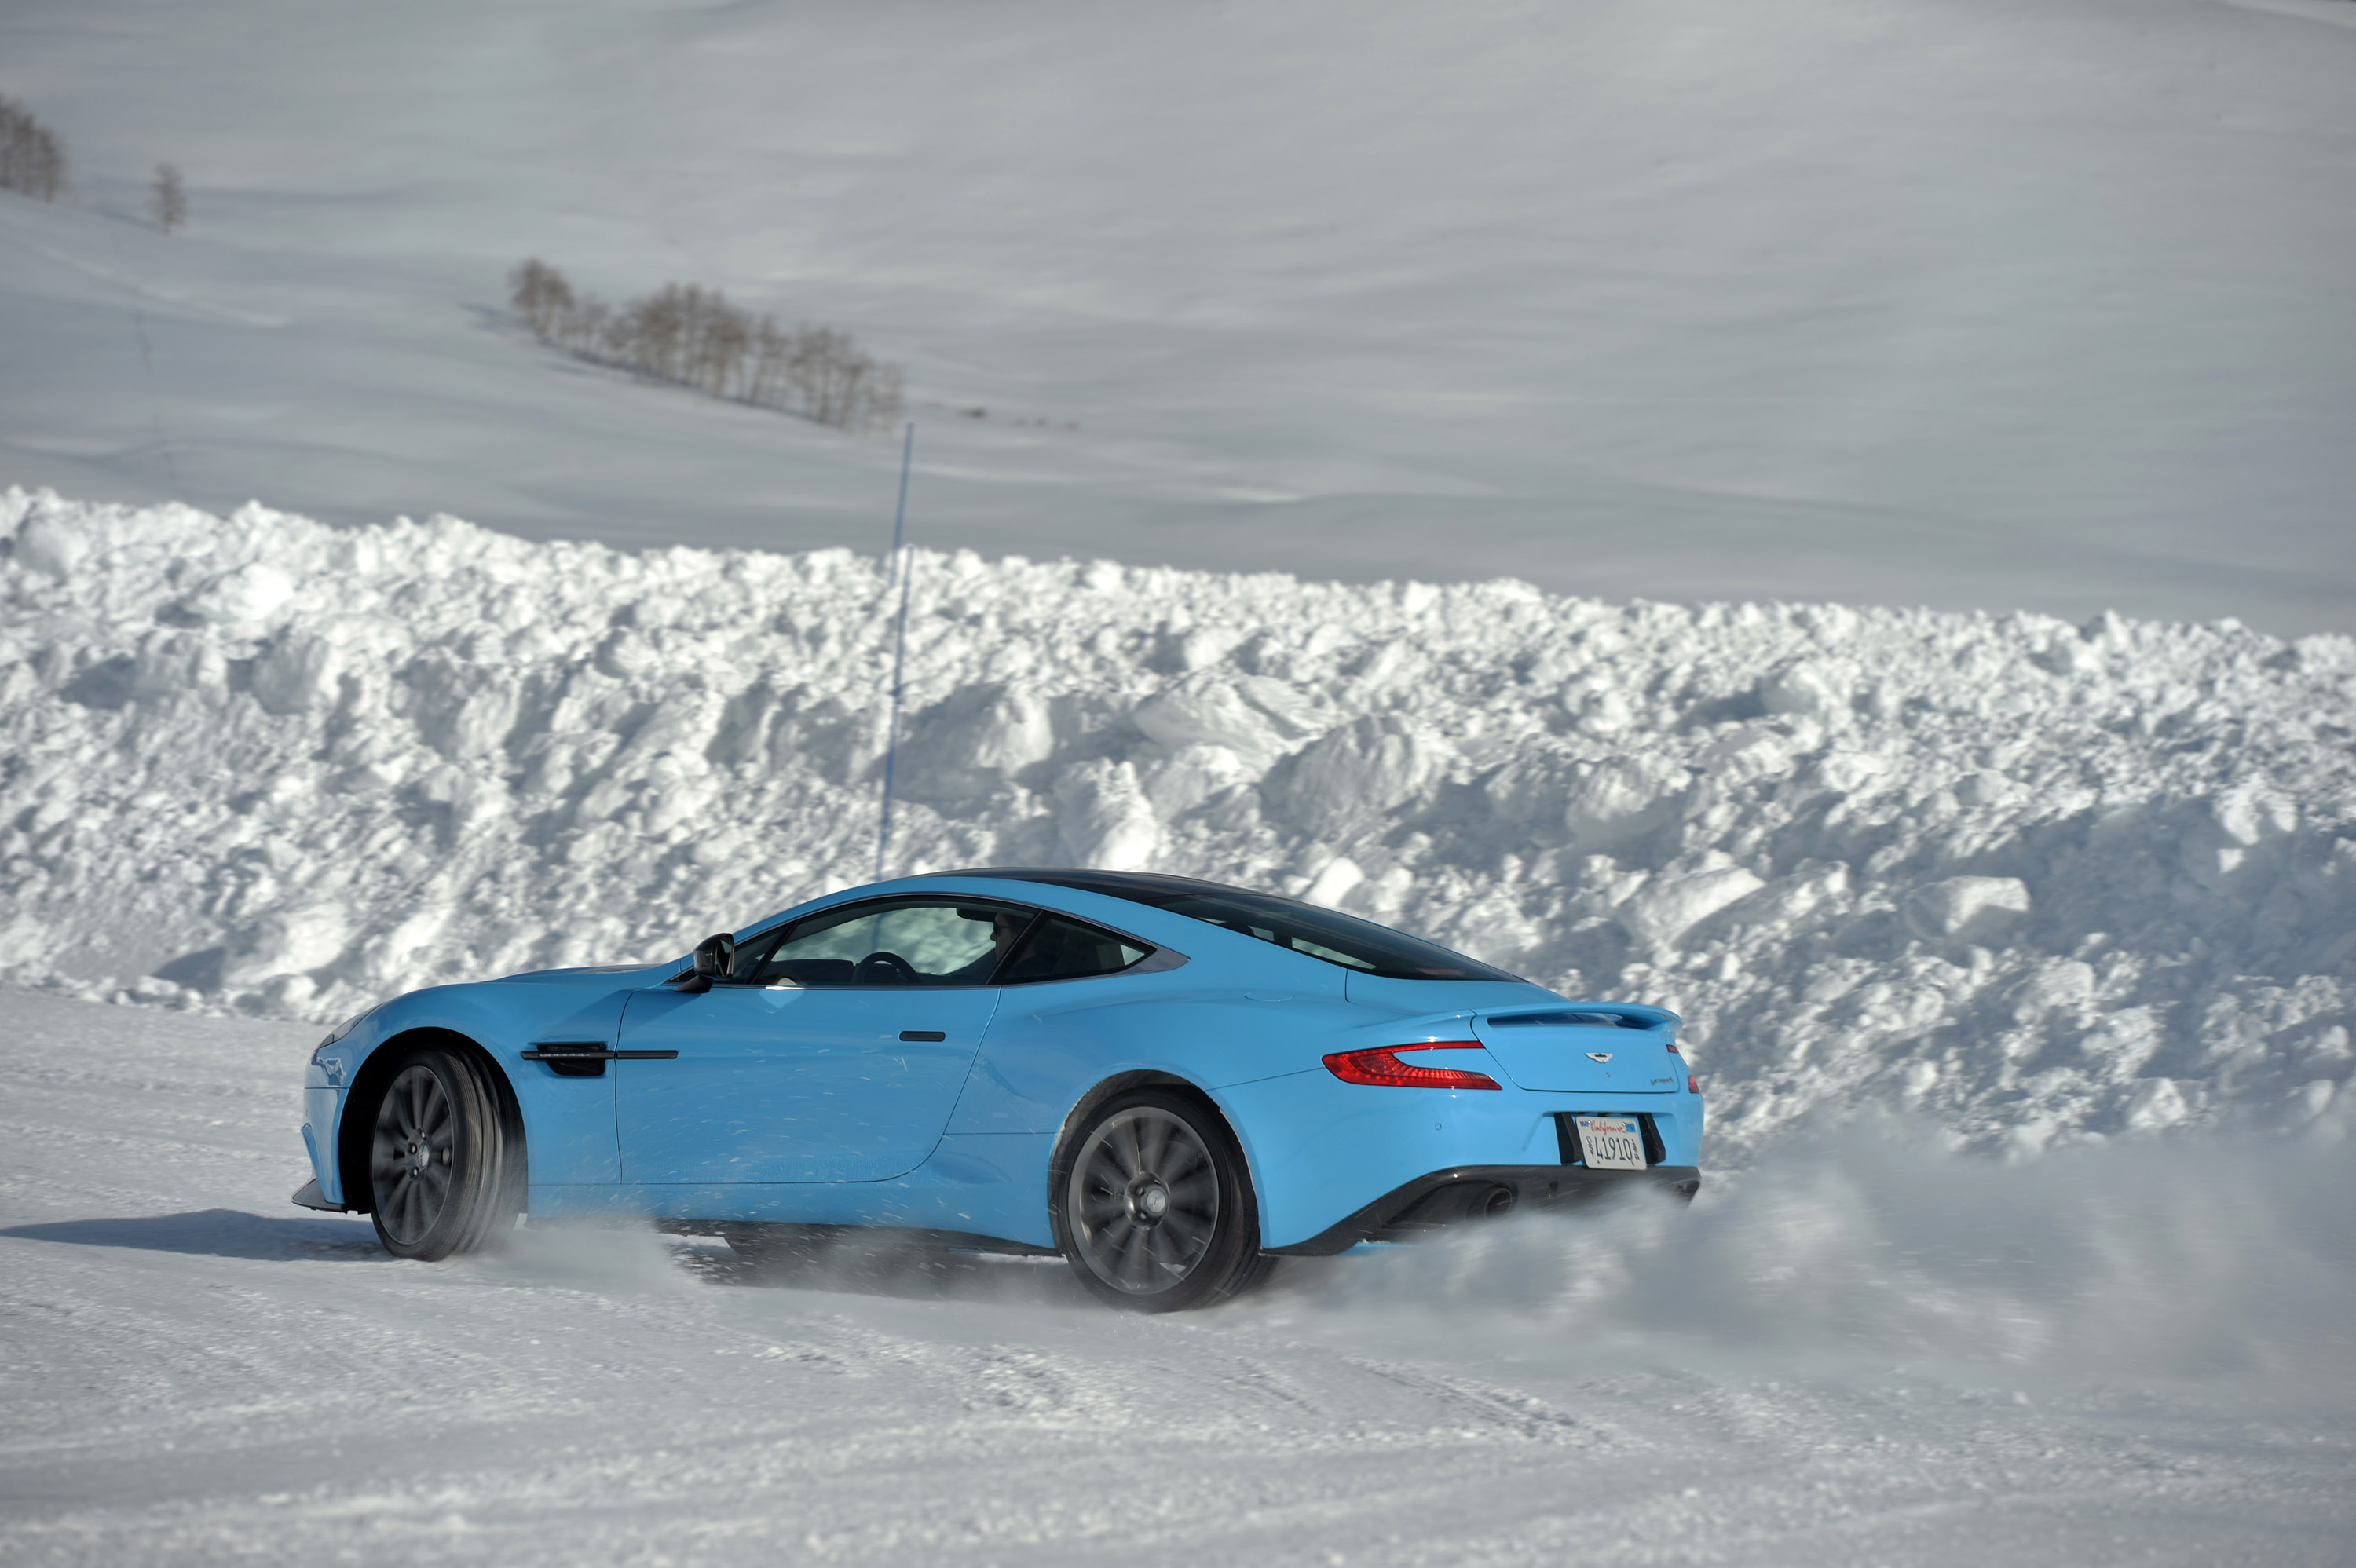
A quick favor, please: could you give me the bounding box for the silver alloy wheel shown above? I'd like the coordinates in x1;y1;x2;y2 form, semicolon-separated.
370;1064;454;1247
1066;1106;1220;1295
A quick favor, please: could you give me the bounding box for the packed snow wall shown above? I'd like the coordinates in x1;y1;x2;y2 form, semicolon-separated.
3;490;2351;1158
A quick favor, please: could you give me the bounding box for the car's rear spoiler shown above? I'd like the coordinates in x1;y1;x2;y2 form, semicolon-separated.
1480;1003;1678;1032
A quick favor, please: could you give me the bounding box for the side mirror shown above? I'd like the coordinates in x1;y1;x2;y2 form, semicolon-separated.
675;931;736;993
694;932;735;977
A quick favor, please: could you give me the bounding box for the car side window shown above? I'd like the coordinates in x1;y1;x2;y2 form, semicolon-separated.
996;915;1150;985
744;899;1037;988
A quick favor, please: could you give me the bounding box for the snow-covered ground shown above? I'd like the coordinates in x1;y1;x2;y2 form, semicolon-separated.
2;0;2353;632
2;987;2350;1563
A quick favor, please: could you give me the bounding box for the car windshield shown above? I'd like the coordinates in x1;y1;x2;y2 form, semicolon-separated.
947;869;1515;981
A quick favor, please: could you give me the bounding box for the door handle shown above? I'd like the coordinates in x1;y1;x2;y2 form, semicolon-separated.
898;1030;947;1042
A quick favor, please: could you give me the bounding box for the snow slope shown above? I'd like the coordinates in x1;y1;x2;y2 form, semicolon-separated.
2;987;2350;1564
5;491;2352;1163
2;0;2353;632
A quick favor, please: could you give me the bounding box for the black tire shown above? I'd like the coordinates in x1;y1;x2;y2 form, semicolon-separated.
365;1045;520;1261
1052;1087;1274;1313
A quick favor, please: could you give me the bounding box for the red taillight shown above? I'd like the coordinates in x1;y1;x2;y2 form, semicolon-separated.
1688;1074;1703;1095
1665;1040;1681;1054
1323;1043;1501;1091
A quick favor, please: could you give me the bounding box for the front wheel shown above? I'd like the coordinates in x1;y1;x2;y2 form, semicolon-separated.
1054;1087;1272;1312
366;1045;520;1260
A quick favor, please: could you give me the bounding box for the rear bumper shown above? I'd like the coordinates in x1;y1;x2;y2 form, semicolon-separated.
1268;1164;1699;1256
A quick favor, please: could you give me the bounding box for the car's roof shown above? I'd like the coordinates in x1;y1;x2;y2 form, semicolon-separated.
937;867;1263;901
929;867;1519;983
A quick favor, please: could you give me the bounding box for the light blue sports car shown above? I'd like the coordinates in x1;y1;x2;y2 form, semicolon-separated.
296;869;1703;1310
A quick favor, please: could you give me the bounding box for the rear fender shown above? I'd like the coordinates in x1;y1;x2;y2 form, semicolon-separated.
1048;1071;1268;1249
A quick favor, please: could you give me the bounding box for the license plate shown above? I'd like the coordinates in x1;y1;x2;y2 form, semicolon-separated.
1573;1115;1647;1171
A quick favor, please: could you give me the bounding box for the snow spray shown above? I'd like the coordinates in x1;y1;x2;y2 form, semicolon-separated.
1273;1116;2356;1399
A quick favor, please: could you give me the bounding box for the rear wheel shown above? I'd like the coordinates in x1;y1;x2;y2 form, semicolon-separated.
366;1046;519;1260
1054;1087;1272;1312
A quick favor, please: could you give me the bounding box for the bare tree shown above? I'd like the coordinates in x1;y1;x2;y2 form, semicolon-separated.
152;163;186;232
618;284;686;382
748;317;795;408
507;258;903;430
507;258;576;338
695;296;751;400
789;326;904;431
569;294;611;355
0;97;66;202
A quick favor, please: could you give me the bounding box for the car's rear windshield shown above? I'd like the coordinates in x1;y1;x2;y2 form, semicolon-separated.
947;869;1516;981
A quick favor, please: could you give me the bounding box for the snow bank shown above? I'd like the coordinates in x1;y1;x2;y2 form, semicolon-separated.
3;491;2351;1158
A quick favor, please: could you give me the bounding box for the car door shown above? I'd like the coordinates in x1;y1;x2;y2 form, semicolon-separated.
612;897;1024;1184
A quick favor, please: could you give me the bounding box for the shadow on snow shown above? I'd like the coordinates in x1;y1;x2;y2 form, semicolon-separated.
0;1208;385;1262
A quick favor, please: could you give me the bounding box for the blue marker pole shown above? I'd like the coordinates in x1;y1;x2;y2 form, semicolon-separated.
876;422;916;882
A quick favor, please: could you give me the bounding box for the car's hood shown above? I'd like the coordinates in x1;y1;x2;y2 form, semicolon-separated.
493;961;675;984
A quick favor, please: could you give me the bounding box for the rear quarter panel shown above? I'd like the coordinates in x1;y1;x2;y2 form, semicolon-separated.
947;968;1359;1135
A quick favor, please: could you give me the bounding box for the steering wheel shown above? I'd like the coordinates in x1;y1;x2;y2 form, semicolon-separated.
853;951;919;986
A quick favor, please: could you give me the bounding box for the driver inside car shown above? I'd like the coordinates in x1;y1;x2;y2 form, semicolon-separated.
940;908;1030;985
